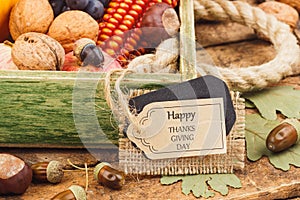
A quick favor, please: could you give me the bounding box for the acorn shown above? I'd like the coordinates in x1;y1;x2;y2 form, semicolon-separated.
51;185;86;200
73;38;104;68
0;153;32;195
93;162;125;190
31;160;64;183
266;118;300;152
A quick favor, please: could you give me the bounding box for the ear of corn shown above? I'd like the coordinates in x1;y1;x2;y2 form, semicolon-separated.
97;0;178;67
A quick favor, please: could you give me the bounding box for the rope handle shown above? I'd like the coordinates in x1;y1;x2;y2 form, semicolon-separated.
194;0;300;92
110;0;300;96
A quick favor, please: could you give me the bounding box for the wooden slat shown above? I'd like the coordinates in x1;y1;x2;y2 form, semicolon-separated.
179;0;197;80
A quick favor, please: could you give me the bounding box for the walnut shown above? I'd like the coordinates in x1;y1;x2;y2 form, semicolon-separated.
12;32;65;70
258;1;299;29
9;0;54;41
48;10;99;53
276;0;300;13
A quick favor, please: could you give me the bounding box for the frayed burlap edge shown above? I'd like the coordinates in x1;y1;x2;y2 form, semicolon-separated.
118;90;245;175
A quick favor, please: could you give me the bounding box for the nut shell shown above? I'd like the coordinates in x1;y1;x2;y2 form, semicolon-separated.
141;3;173;46
9;0;54;41
12;32;65;70
266;119;300;152
47;161;64;183
69;185;87;200
0;153;32;195
48;10;99;53
94;162;125;190
73;38;96;61
258;1;299;28
276;0;300;13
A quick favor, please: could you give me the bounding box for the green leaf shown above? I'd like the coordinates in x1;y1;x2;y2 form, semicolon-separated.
245;99;256;108
243;86;300;120
207;174;242;195
245;113;300;171
160;174;241;198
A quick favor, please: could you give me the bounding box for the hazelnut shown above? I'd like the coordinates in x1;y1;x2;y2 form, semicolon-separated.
9;0;54;41
48;10;99;53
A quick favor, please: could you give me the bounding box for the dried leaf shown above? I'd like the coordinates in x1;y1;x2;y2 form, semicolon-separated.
160;174;241;198
246;113;300;171
243;86;300;120
207;174;241;195
245;99;255;108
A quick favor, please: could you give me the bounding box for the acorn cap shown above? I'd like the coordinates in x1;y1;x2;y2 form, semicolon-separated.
68;185;86;200
73;38;96;61
47;161;64;183
93;162;111;181
283;118;300;142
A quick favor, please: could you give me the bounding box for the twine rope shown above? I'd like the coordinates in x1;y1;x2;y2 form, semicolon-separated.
104;69;141;131
125;0;300;92
104;0;300;129
193;0;300;92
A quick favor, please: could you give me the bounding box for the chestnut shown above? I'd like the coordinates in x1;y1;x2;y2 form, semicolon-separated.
141;3;180;46
93;162;125;190
0;153;32;195
31;160;64;183
73;38;104;68
51;185;86;200
266;118;300;152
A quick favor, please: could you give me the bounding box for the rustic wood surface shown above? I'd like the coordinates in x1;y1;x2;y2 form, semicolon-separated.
2;1;300;198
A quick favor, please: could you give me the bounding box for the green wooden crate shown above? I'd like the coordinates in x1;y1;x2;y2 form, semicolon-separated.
0;0;195;148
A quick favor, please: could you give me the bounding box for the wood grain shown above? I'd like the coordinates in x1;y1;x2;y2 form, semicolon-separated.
0;71;181;148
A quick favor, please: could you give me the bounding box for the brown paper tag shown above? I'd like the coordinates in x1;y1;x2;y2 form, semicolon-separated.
126;98;227;160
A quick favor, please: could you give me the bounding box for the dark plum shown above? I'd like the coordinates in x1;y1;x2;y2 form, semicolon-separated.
61;5;71;12
49;0;66;17
99;0;110;8
66;0;89;10
84;0;104;20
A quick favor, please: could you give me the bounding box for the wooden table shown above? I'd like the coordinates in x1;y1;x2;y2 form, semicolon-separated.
2;5;300;199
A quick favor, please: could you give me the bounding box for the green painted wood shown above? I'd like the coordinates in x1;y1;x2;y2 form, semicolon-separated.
0;2;192;148
0;70;181;148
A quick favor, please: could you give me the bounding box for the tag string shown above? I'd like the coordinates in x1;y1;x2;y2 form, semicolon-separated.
104;69;142;132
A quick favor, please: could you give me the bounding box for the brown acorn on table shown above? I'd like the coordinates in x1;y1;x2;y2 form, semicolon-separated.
266;118;300;152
